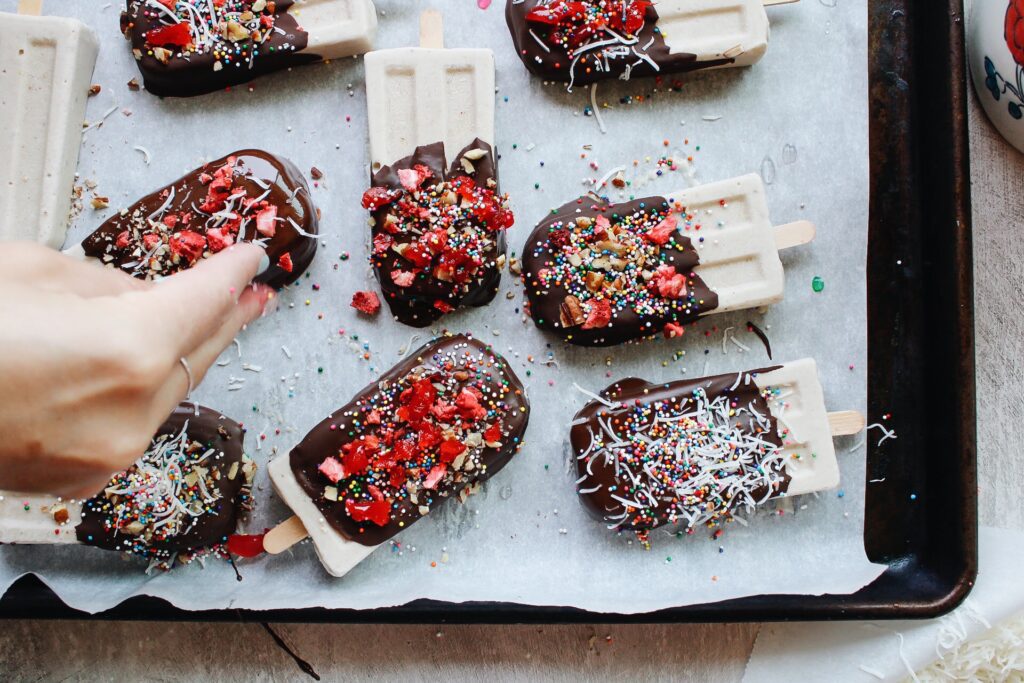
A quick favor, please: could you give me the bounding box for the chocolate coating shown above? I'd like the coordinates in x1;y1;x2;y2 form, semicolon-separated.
81;150;318;289
522;193;718;346
369;140;508;327
571;368;787;536
506;0;733;86
76;404;252;559
121;0;317;98
289;334;530;546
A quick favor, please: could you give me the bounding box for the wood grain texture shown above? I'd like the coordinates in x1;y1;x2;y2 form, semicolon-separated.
0;63;1019;683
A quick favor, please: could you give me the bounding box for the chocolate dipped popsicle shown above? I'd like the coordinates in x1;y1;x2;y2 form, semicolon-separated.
360;11;513;327
0;404;257;569
506;0;792;89
571;360;862;543
121;0;377;98
75;150;318;289
521;174;814;346
266;333;529;577
362;140;513;327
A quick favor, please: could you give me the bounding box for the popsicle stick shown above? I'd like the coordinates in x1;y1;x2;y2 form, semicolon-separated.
828;410;865;437
763;0;800;6
263;515;309;554
773;220;816;250
420;10;444;50
17;0;43;15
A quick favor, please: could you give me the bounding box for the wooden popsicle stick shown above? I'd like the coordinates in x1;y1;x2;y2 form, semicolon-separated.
420;9;444;50
773;220;816;250
763;0;800;6
263;515;308;554
828;410;865;437
17;0;43;15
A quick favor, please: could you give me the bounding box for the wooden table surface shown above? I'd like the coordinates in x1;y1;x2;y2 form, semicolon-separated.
1;75;1021;683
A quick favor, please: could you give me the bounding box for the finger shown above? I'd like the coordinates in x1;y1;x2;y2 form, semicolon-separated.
0;242;149;298
144;242;266;358
187;284;276;383
151;284;275;410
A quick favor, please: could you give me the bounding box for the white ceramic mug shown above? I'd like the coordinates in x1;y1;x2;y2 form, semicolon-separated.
969;0;1024;153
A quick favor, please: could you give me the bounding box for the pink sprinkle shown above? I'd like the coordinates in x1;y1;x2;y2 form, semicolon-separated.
477;0;491;7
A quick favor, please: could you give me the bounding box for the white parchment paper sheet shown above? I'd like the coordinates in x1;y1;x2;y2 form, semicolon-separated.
0;0;884;613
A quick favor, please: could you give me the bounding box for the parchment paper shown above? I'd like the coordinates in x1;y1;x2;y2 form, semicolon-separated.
0;0;884;614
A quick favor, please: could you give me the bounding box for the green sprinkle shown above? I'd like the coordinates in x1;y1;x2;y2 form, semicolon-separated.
811;275;825;292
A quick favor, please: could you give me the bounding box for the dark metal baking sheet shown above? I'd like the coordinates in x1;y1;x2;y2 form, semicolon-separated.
0;0;975;622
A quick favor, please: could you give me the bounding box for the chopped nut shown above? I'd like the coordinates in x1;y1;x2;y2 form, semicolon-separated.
152;47;172;64
496;254;507;270
575;216;593;229
611;171;626;188
324;486;338;501
418;505;430;516
90;196;109;210
88;84;101;97
51;504;69;525
310;166;323;180
227;461;240;481
226;20;250;42
453;370;470;382
559;295;585;328
585;271;605;292
509;258;522;276
124;521;145;536
252;0;267;10
462;148;489;160
459;158;475;174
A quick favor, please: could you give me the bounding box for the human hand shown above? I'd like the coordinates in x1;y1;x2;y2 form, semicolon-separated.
0;242;275;498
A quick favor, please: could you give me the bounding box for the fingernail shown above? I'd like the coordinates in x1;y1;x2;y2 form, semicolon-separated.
256;252;271;275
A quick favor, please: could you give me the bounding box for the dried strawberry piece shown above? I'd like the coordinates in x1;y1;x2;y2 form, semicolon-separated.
393;438;417;462
351;290;381;315
433;299;455;314
226;533;265;558
397;378;436;424
388;465;407;489
581;298;612;329
142;233;162;251
422;228;449;253
206;227;234;253
456;387;488;422
664;322;685;338
367;484;385;502
594;215;611;239
430;400;459;422
115;230;131;249
439;438;466;464
345;499;391;526
372;233;393;255
397;164;434;192
255;205;277;237
423;465;447;490
414;423;439;451
609;0;651;34
168;230;206;264
318;456;346;483
199;162;234;213
362;186;402;211
391;269;416;287
401;242;434;268
525;1;586;25
162;214;179;229
652;264;687;299
277;252;293;273
146;22;192;48
548;228;571;249
483;422;502;443
646;213;678;245
366;409;382;425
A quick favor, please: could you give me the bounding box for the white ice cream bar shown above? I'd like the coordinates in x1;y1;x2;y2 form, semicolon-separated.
267;456;375;577
666;173;810;315
0;493;81;544
364;11;494;169
296;0;379;59
0;9;99;249
754;359;846;495
656;0;771;67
